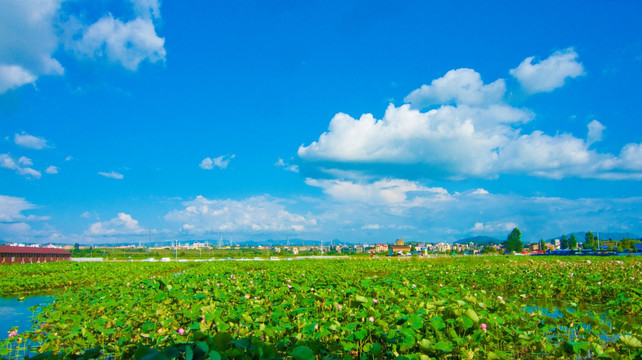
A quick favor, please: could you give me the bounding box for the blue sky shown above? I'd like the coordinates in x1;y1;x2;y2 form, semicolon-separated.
1;0;641;245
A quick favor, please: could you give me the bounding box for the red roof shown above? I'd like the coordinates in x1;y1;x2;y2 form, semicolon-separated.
0;246;71;255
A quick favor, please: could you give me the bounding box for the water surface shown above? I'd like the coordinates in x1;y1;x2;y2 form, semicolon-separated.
0;296;51;339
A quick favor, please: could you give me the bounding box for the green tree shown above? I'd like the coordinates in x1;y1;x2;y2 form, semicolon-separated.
481;246;497;254
560;235;569;250
504;228;523;253
539;239;546;251
74;243;80;251
584;231;595;249
569;234;577;249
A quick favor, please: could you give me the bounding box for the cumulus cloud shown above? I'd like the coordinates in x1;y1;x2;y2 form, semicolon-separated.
98;171;124;179
45;165;59;174
86;212;145;236
510;48;584;93
65;15;165;71
0;0;165;93
14;132;49;149
404;68;506;108
617;143;642;171
0;153;41;178
0;0;64;93
299;66;642;180
200;155;235;170
165;195;316;234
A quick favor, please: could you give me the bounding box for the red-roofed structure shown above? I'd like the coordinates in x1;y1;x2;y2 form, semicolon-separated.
0;246;71;265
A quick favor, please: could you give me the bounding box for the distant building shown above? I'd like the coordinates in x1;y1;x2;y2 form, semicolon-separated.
1;246;71;265
374;243;388;253
388;239;411;255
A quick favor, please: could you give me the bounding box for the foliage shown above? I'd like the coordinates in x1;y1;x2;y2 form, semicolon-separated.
560;235;569;250
569;234;578;250
481;246;497;254
1;257;642;359
504;228;523;253
584;232;596;249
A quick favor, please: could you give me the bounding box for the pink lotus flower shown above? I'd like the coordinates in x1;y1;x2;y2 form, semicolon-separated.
8;330;17;338
178;328;185;335
337;304;343;310
480;324;487;331
369;317;375;322
372;299;378;304
244;294;250;299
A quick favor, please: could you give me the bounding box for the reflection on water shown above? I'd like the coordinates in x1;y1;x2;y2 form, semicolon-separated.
0;296;51;339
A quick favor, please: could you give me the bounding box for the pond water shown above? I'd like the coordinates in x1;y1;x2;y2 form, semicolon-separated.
0;296;51;339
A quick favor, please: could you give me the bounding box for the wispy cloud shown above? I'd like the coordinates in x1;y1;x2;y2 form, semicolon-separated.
98;171;124;179
14;132;49;149
275;158;299;173
165;195;316;235
200;154;235;170
0;154;41;178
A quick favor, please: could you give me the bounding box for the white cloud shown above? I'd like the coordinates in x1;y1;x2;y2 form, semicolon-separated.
305;178;450;208
45;165;58;174
200;155;235;170
587;120;605;144
0;153;41;178
617;143;642;171
98;171;124;179
0;65;37;93
165;195;316;234
86;212;145;236
470;188;489;195
0;0;165;93
14;132;49;149
299;67;642;180
0;194;44;222
275;158;299;173
0;0;64;93
470;221;518;233
510;48;584;94
404;68;506;108
199;157;214;170
361;224;382;230
66;15;165;71
18;156;33;166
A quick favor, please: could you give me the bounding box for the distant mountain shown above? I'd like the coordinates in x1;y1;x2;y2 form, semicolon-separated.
548;232;640;242
454;236;501;246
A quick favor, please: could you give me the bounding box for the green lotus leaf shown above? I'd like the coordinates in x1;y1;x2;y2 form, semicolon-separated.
290;345;315;360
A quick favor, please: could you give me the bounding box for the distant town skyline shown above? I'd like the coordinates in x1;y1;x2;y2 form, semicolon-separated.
1;1;642;245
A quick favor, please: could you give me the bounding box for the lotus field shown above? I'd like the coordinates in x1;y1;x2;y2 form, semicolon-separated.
1;257;642;359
